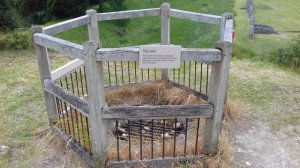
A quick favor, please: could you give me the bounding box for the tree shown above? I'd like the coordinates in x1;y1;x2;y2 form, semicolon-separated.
0;0;17;31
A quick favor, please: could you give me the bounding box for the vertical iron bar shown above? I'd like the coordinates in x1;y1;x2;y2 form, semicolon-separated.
200;63;203;92
79;68;85;96
127;61;131;83
141;69;144;82
151;119;154;159
74;109;80;144
147;69;150;80
55;98;62;128
183;61;186;85
172;69;175;81
195;118;200;155
83;66;88;94
194;61;197;90
85;116;92;154
128;120;132;161
116;120;120;161
206;64;209;95
114;61;118;85
184;118;188;156
162;119;165;158
79;113;86;150
108;62;112;86
121;61;124;84
74;70;81;97
134;61;137;83
154;69;157;80
140;120;143;160
173;118;177;157
188;61;191;88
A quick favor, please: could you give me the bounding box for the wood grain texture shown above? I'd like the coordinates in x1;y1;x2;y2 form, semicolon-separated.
43;79;89;116
32;25;58;126
96;47;222;63
84;41;108;167
204;41;233;154
170;9;221;25
33;33;85;60
161;3;170;80
44;15;89;36
97;8;160;21
102;104;213;120
51;59;85;81
108;155;204;168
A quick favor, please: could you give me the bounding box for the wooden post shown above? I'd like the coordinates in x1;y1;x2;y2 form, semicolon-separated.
85;9;108;167
87;9;100;45
203;41;232;154
161;3;170;80
32;25;58;127
219;13;233;104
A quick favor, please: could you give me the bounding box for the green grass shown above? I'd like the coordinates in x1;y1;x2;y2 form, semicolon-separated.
228;58;300;130
1;0;300;167
56;0;233;48
233;0;300;60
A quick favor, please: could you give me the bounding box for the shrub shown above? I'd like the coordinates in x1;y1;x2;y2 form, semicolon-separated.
0;0;17;30
274;37;300;69
0;29;32;51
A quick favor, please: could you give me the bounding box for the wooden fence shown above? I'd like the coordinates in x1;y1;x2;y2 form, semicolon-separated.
32;3;233;167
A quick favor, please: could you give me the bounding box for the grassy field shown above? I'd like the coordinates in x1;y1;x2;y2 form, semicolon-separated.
56;0;233;48
1;0;300;167
234;0;300;59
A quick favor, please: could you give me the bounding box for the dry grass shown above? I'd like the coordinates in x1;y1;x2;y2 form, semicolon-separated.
106;80;206;106
29;126;88;168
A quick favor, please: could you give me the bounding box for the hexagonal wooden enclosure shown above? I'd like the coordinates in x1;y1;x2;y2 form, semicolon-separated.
32;3;233;167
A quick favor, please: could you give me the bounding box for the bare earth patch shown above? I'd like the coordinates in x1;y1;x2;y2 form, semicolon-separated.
231;122;300;168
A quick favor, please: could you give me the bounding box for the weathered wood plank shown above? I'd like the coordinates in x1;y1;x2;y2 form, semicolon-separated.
51;59;85;81
52;126;94;167
97;8;160;21
204;41;232;154
102;104;213;120
32;26;58;127
43;79;89;116
108;155;204;168
169;80;208;100
33;33;85;60
44;15;89;36
170;9;221;25
161;3;170;80
96;47;222;63
86;10;108;167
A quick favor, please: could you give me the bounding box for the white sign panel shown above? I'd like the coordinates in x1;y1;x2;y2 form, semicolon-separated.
224;19;233;43
139;45;181;69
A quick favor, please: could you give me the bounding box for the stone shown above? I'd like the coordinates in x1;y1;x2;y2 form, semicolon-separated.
0;145;10;156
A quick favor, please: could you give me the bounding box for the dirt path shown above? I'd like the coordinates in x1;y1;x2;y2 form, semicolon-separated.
231;119;300;168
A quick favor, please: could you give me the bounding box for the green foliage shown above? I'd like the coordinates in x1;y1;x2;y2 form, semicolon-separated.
273;37;300;69
0;0;17;30
0;29;32;51
47;0;89;19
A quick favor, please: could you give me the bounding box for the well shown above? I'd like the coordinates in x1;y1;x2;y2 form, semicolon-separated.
32;3;233;167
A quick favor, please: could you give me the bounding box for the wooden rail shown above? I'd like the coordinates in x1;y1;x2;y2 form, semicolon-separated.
102;104;213;120
44;15;90;36
43;79;89;116
97;8;160;21
108;155;204;168
51;59;85;81
33;33;85;60
170;9;221;25
96;47;222;64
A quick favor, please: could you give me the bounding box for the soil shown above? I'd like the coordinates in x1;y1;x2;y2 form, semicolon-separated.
230;121;300;168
